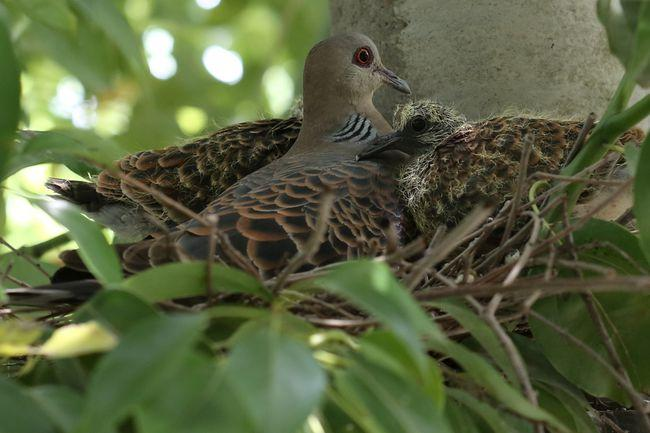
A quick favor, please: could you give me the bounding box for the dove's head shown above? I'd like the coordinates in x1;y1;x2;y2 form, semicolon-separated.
301;33;410;132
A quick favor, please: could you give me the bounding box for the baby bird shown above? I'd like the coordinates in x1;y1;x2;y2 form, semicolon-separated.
358;100;644;238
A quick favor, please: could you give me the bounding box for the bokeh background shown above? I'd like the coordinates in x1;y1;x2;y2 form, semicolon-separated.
0;0;329;255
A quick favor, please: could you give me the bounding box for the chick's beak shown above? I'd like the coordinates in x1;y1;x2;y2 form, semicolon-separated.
356;131;412;161
376;66;411;94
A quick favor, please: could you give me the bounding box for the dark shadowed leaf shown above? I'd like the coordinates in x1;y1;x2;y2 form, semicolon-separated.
137;353;254;433
448;389;524;433
75;314;206;433
74;290;158;334
223;320;326;433
29;385;84;433
0;376;56;433
122;262;270;302
0;19;20;178
635;133;650;262
531;292;650;403
431;299;519;385
572;218;650;273
31;198;122;284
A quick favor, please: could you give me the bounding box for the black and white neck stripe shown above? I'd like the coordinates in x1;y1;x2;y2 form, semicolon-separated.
330;114;377;144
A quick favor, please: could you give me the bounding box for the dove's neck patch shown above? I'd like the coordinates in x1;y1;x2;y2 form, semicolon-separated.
330;114;378;145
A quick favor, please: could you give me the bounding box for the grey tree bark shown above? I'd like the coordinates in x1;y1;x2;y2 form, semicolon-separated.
330;0;647;124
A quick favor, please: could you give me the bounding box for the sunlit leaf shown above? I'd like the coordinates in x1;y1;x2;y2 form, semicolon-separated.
0;376;56;433
67;0;147;80
8;0;76;32
223;321;327;433
0;320;43;357
75;314;206;433
31;198;122;284
122;261;270;302
39;321;117;358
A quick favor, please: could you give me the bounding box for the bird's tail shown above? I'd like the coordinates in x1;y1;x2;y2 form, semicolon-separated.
45;178;116;212
4;280;102;308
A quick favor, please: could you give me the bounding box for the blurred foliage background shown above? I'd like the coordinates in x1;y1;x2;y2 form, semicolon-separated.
0;0;328;254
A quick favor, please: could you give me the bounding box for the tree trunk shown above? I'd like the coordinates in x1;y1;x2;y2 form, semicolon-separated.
330;0;647;125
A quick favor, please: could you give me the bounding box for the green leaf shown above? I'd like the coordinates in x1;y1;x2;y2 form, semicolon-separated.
311;261;565;430
334;353;452;433
137;353;254;433
448;389;523;433
359;330;445;408
29;385;84;433
598;0;650;86
0;19;21;178
0;376;56;433
635;132;650;263
311;260;445;371
74;290;158;334
572;218;650;274
9;0;76;32
431;299;519;385
536;384;598;433
223;321;327;433
5;130;126;180
31;198;122;284
0;252;57;289
67;0;147;80
75;314;206;433
122;261;270;302
531;293;650;403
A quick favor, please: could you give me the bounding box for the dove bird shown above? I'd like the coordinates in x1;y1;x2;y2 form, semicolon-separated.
57;33;411;280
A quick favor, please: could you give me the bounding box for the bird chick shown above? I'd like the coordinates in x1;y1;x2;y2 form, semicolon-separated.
358;100;644;238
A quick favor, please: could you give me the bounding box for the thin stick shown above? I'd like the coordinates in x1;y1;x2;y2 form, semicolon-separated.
562;113;596;169
532;172;625;186
480;295;544;433
406;204;494;289
0;237;51;279
503;211;541;286
416;275;650;300
500;134;534;246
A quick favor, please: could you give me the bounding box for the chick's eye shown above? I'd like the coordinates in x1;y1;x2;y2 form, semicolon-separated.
410;116;427;133
353;47;373;67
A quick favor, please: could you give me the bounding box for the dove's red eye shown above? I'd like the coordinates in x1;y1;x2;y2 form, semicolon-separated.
353;47;373;67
